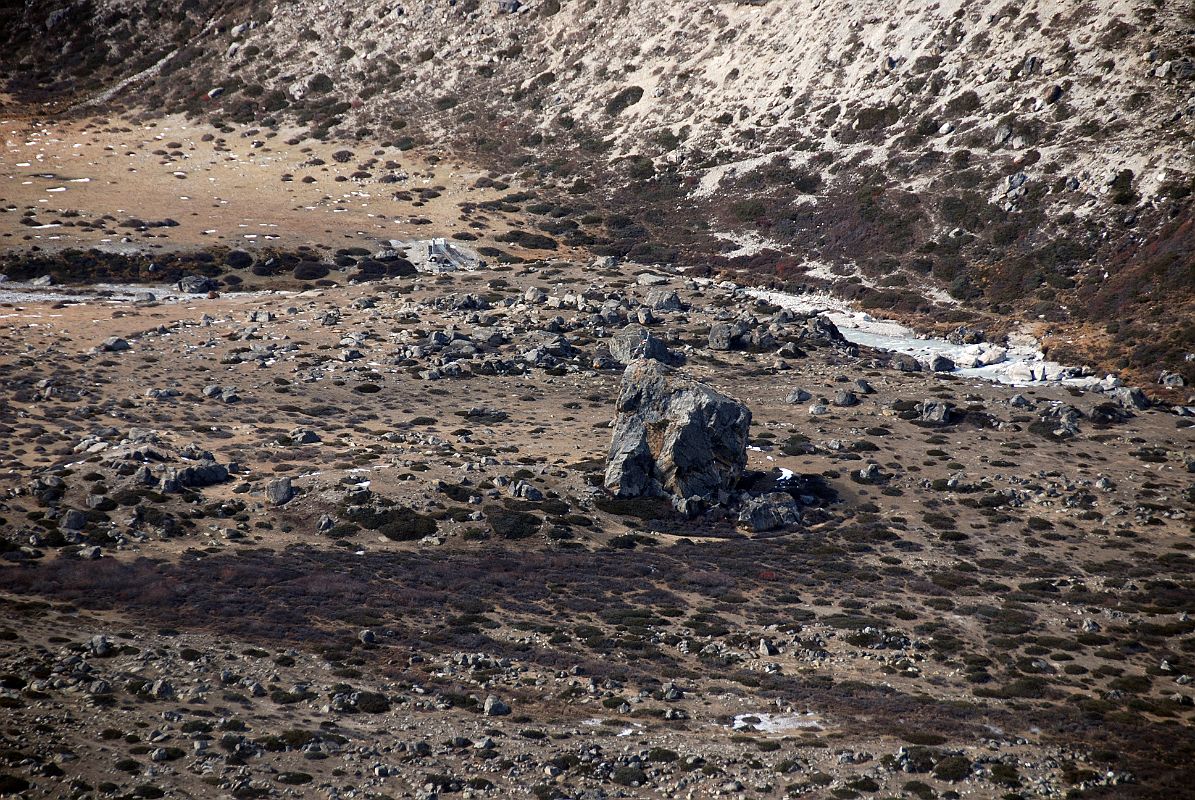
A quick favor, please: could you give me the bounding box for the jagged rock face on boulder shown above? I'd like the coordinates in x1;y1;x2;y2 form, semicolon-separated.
605;360;751;506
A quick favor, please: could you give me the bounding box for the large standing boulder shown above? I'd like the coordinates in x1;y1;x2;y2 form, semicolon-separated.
605;360;751;507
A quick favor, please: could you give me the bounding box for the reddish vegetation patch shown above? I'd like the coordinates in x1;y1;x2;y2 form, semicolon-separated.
1069;208;1195;383
1084;209;1195;321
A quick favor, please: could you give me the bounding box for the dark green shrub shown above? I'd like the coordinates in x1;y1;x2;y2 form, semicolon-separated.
293;261;329;280
612;766;647;786
945;90;981;115
934;755;972;782
486;507;542;539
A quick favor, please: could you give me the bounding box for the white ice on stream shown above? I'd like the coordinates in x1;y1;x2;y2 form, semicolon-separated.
741;286;1114;389
0;281;290;305
0;282;166;304
731;712;823;734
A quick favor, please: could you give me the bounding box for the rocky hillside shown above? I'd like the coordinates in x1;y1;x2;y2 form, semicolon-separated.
4;0;1195;378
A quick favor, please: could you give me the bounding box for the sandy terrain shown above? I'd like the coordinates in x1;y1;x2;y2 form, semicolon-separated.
1;115;538;257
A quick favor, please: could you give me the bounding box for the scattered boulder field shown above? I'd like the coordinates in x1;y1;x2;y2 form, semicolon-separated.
0;249;1192;799
2;0;1193;788
2;4;1195;779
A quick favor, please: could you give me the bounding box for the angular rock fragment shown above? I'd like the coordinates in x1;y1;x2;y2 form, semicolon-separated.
1109;386;1150;410
1159;370;1185;388
162;461;229;490
289;428;320;444
708;320;748;351
609;324;672;364
483;695;510;716
644;289;684;312
177;275;218;294
888;353;922;372
59;509;87;530
833;389;859;407
266;477;295;506
918;400;953;424
100;336;130;352
929;354;956;372
1038;403;1084;438
738;492;801;533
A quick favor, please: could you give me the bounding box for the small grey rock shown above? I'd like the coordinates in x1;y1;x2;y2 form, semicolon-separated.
483;695;510;716
929;354;956;372
609;324;672;364
177;275;218;294
1110;386;1150;410
919;400;953;424
738;492;801;533
60;509;87;530
101;336;130;352
832;389;859;407
265;477;295;506
786;388;812;404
